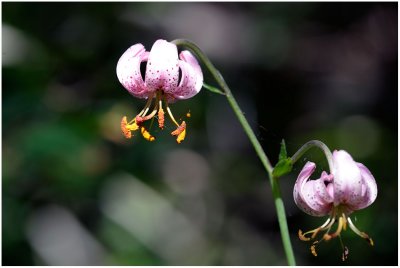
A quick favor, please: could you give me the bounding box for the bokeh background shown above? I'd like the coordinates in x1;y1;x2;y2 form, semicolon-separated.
3;2;397;266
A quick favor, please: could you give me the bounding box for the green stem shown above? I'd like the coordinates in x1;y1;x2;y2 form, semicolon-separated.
172;39;296;266
290;140;334;173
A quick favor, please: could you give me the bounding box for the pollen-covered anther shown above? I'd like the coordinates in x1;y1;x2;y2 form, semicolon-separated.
171;121;186;144
310;244;318;257
358;232;374;246
298;230;311;241
141;126;155;142
323;233;333;241
176;128;186;144
158;106;165;129
121;116;132;138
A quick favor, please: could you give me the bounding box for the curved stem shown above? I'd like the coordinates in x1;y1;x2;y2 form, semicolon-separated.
172;39;296;266
290;140;334;173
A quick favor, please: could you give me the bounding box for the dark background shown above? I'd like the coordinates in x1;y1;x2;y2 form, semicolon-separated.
3;2;397;265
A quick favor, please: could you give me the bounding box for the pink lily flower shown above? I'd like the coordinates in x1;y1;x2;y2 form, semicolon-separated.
116;39;203;143
293;150;377;260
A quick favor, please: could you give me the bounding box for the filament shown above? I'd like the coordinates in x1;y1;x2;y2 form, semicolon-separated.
347;217;374;246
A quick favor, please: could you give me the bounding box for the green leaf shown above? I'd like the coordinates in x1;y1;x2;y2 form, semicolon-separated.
273;158;293;179
203;83;225;95
278;139;288;161
273;139;293;179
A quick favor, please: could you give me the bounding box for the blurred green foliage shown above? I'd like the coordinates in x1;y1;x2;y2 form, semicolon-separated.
3;2;397;265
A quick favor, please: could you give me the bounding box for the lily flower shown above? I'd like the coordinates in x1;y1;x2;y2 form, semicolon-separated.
293;150;377;260
117;39;203;143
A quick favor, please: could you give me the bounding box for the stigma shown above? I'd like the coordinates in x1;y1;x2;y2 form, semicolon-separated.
298;207;374;261
121;90;187;143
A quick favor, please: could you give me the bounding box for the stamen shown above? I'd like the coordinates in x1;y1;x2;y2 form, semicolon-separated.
298;229;311;241
158;100;165;129
140;126;155;142
310;241;318;257
324;215;345;241
166;105;180;127
140;94;156;117
127;94;156;126
137;108;158;123
122;91;192;143
347;217;374;246
298;218;332;241
176;129;186;144
135;115;145;125
141;107;150;118
171;121;186;144
312;217;334;239
324;215;337;232
127;121;139;131
121;116;132;138
136;93;160;125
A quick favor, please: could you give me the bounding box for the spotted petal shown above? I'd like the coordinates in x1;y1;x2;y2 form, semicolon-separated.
172;50;203;100
294;162;333;217
116;44;149;98
169;60;201;101
332;150;363;207
348;162;377;211
145;39;179;93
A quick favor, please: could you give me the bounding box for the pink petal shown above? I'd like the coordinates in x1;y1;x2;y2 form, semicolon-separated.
332;150;363;207
294;162;315;214
293;162;332;216
171;54;203;100
301;175;333;216
116;44;149;98
313;171;334;204
346;163;377;210
145;39;179;93
178;51;203;97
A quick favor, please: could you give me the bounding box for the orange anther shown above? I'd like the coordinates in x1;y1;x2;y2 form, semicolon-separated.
298;230;310;241
171;121;186;136
158;107;165;129
121;116;132;138
171;121;186;143
310;244;318;257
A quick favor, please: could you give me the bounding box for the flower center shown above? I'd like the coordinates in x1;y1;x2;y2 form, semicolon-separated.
298;206;374;261
120;90;188;143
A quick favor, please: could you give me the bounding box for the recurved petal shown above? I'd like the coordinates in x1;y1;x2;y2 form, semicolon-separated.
313;171;334;204
294;162;315;206
347;163;377;210
301;175;334;216
170;57;202;100
116;44;149;98
145;39;179;93
294;162;331;216
179;51;203;91
332;150;363;206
